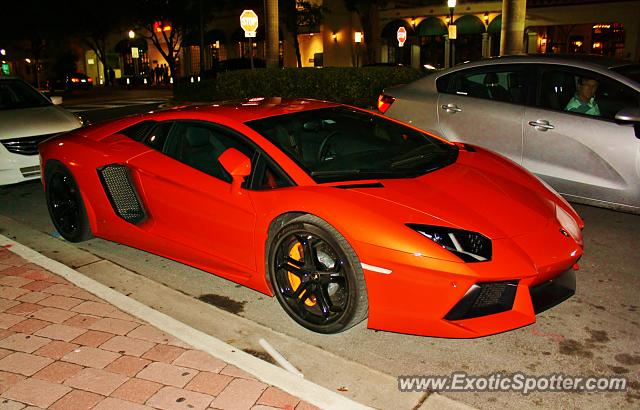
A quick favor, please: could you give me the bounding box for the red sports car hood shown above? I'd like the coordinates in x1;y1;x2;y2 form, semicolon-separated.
345;160;556;239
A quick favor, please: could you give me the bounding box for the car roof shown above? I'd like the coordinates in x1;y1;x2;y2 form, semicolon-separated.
452;53;634;71
171;98;342;123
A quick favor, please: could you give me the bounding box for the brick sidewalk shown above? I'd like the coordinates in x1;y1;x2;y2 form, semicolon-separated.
0;246;318;410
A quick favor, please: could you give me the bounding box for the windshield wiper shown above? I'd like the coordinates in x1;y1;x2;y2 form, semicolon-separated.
391;152;440;168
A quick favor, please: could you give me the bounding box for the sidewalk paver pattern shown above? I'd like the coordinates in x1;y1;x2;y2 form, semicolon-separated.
0;246;317;410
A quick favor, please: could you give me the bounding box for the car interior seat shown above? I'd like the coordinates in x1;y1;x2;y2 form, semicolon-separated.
544;71;575;111
507;71;528;104
179;126;228;181
0;87;14;108
483;72;511;102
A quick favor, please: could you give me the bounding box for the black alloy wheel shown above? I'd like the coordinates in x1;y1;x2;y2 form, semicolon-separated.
268;214;368;333
45;163;92;242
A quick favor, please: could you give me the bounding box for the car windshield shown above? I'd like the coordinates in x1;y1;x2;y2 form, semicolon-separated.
246;107;458;183
611;64;640;83
0;79;52;110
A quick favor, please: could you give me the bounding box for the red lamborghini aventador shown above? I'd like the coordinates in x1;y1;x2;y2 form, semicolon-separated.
38;98;584;338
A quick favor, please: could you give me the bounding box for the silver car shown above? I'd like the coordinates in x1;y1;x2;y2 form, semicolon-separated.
0;77;82;185
380;55;640;214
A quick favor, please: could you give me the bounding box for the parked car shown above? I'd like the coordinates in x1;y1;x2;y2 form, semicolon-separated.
379;54;640;214
50;72;94;91
0;77;83;185
39;98;583;338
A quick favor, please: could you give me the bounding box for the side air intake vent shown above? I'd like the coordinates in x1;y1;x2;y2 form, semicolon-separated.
98;164;146;224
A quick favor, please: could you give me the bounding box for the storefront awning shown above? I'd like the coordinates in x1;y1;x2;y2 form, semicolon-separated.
454;15;486;35
488;15;502;34
381;19;415;40
417;17;447;36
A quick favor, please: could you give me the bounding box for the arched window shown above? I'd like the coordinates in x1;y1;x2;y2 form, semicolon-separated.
417;17;447;68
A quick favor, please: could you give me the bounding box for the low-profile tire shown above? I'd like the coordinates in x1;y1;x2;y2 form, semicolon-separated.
268;214;368;334
45;162;93;242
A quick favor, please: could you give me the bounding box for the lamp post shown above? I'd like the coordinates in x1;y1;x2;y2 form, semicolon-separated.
354;31;363;67
447;0;456;68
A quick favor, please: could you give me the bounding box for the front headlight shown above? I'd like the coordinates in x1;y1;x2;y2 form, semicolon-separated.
555;204;582;244
407;224;492;262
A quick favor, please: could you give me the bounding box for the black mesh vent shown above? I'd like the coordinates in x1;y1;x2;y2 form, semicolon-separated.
472;282;510;308
444;280;519;320
98;165;146;224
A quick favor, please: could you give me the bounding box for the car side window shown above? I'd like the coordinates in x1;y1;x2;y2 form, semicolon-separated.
119;121;158;142
437;66;529;104
160;122;255;183
143;122;174;150
537;68;639;121
251;154;293;190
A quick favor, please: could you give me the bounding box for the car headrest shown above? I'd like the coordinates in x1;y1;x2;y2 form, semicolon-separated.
483;72;500;86
185;127;211;147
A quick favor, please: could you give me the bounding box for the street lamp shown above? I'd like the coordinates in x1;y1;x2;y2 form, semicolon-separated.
354;31;363;67
128;30;135;39
447;0;456;68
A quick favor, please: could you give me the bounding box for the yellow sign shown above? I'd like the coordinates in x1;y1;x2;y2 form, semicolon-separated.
240;10;259;38
448;25;457;40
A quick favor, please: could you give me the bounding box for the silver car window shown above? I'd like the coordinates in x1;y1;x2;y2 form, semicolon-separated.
437;66;530;105
537;67;639;121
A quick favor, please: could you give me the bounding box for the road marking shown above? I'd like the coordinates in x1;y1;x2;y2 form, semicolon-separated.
0;235;371;410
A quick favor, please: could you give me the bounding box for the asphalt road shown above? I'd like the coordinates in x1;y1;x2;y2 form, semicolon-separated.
1;97;639;408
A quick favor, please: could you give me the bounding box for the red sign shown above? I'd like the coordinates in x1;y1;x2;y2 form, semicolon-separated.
397;26;407;47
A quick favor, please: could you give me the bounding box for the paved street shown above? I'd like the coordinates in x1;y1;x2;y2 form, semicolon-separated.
0;90;639;409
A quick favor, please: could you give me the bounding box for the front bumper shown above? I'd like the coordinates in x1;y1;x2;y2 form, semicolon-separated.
0;147;40;185
355;223;582;338
530;268;576;314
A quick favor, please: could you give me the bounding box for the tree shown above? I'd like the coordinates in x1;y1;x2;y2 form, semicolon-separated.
131;0;201;82
2;1;66;87
266;0;280;68
343;0;387;65
281;0;326;67
70;0;128;85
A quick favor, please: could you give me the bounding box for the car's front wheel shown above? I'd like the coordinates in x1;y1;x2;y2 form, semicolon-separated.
268;214;368;334
45;162;93;242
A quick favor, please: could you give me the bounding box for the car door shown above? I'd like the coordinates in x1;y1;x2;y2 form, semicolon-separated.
129;120;258;278
523;65;640;209
436;64;532;164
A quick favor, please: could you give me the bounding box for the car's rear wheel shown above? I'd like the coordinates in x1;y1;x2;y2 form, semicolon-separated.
45;163;92;242
268;214;368;333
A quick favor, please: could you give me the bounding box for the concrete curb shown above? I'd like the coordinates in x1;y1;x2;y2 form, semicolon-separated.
0;234;371;410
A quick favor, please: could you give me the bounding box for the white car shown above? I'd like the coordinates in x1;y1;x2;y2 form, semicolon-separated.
0;77;82;185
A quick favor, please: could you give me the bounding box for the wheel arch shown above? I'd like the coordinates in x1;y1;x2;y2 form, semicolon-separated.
44;158;99;236
264;211;308;294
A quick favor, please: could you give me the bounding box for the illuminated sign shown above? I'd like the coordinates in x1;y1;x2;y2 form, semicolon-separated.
240;10;259;38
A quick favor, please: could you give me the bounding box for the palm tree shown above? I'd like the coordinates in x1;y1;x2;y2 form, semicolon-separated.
266;0;280;68
343;0;386;65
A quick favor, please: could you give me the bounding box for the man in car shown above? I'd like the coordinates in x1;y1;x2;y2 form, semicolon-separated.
565;77;600;116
